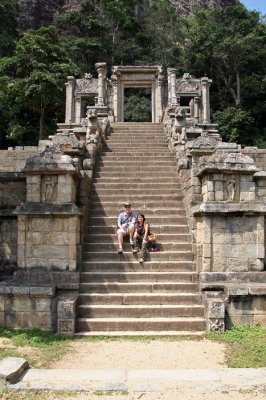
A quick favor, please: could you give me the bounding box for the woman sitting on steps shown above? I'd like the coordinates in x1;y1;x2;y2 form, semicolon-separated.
133;213;150;263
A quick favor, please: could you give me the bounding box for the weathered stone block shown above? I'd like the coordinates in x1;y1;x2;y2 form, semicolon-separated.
208;300;225;319
57;319;75;335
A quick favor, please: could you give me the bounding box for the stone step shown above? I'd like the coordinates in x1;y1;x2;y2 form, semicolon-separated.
93;177;178;183
82;251;194;262
78;292;202;305
81;261;195;272
95;166;177;173
94;171;175;177
84;233;191;243
83;242;192;252
91;190;182;197
97;160;176;166
99;154;173;160
104;144;167;150
99;150;172;156
88;216;188;225
106;138;165;142
112;125;163;129
80;271;197;283
92;183;181;190
106;136;165;141
103;141;167;146
90;200;185;208
78;304;204;318
79;282;199;294
108;132;164;135
89;208;186;217
76;317;206;332
86;225;189;234
91;195;184;202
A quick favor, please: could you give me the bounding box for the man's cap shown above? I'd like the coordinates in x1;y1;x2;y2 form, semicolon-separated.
124;202;131;207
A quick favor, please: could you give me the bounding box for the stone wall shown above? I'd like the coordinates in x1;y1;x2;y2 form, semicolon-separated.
0;285;57;331
0;173;27;270
17;214;80;270
0;147;40;172
195;214;264;273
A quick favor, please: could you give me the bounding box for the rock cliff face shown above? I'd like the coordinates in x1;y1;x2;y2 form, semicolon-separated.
18;0;237;30
169;0;237;15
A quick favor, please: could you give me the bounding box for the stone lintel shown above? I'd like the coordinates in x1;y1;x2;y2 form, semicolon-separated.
0;212;17;218
112;65;162;74
14;203;82;216
254;171;266;180
249;286;266;295
13;270;80;290
57;123;81;130
193;202;266;216
197;166;256;178
0;172;25;181
0;284;55;297
200;272;250;283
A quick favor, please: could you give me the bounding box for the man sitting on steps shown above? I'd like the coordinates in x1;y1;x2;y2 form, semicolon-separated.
117;202;136;254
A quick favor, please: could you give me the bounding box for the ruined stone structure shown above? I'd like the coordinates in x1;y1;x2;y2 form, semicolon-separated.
0;63;265;335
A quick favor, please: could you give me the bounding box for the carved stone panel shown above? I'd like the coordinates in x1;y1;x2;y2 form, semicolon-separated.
224;175;240;202
41;176;58;203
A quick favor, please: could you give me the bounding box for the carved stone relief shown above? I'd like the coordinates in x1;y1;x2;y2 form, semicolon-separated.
76;75;98;94
224;175;239;202
41;176;58;203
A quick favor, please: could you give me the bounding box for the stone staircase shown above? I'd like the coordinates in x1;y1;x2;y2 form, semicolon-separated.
76;122;206;335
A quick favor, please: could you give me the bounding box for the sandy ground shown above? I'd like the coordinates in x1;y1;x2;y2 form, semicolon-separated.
2;338;266;400
51;339;226;369
49;339;266;399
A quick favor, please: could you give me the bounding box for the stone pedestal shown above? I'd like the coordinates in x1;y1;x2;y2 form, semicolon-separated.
15;147;82;271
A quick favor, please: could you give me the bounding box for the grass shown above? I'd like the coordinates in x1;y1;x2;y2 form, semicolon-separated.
0;390;78;400
206;324;266;368
0;327;72;367
93;390;129;396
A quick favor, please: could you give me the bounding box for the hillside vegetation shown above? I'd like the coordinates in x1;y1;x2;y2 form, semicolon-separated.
0;0;265;147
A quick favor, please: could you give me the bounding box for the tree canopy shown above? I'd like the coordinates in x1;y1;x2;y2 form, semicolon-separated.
0;0;265;147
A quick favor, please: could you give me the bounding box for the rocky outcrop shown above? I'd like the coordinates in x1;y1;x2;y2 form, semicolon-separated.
169;0;237;16
18;0;238;30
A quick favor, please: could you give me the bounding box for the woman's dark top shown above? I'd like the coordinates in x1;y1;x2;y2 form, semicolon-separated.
136;221;150;237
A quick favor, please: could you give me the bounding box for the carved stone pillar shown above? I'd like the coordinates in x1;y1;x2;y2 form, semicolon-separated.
168;68;177;106
194;96;200;124
156;73;164;123
112;77;118;122
201;77;212;124
204;292;226;332
96;62;107;106
65;76;76;123
74;97;82;125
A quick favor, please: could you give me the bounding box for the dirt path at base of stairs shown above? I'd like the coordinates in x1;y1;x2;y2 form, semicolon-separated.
51;339;226;369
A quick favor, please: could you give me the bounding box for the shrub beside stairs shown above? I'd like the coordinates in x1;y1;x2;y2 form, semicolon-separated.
76;122;206;335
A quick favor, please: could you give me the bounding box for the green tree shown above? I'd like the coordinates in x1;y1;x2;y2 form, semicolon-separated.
0;26;79;144
183;5;266;106
0;0;19;58
138;0;183;68
213;106;255;144
124;88;151;122
182;4;266;146
54;0;143;72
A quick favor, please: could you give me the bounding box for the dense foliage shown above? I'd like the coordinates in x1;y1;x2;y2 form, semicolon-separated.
0;0;265;147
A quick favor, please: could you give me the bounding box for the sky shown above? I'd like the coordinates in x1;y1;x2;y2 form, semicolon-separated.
240;0;266;14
